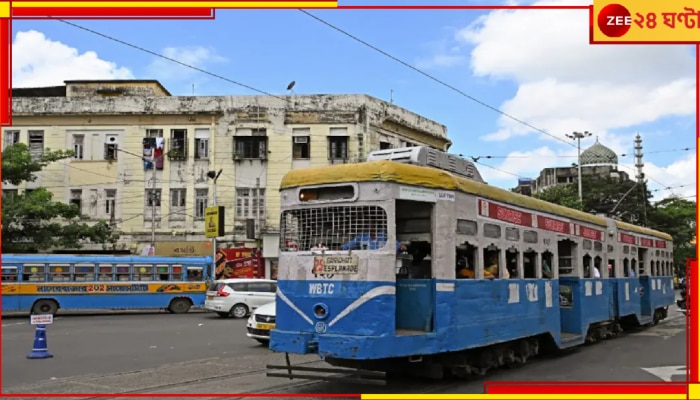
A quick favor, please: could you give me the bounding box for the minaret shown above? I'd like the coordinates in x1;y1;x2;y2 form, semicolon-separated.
634;133;644;183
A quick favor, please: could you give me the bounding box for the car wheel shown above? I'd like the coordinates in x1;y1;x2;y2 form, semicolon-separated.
231;303;249;319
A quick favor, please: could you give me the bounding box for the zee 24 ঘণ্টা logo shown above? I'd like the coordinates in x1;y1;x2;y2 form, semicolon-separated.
596;3;700;39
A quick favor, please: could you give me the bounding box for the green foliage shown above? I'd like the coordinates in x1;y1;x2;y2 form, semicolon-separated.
534;175;696;270
2;143;119;253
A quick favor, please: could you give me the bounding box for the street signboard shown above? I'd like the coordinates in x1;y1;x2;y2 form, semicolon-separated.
30;314;54;325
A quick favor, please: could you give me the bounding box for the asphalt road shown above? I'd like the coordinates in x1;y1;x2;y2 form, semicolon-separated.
1;306;688;399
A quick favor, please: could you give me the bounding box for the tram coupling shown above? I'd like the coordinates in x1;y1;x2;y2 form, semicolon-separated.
266;353;387;386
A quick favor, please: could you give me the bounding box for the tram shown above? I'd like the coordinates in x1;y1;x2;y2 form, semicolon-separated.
266;146;675;382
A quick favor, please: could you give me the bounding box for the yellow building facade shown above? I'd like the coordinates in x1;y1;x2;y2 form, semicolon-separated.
7;80;450;276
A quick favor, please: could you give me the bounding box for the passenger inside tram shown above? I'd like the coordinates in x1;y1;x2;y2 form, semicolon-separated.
483;249;506;279
542;252;554;278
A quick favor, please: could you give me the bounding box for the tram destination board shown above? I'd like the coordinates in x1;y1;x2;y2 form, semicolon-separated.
313;255;359;275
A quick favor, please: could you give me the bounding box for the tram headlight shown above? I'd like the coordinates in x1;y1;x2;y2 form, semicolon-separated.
313;303;329;320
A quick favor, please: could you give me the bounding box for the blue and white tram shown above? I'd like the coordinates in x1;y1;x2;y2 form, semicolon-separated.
267;147;676;382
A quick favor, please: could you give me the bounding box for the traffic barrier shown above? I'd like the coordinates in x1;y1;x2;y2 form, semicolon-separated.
27;324;53;359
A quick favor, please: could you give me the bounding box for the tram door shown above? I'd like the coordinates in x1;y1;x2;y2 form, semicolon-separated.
394;200;435;334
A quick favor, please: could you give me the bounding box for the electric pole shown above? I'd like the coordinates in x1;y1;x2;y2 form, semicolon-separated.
566;131;592;204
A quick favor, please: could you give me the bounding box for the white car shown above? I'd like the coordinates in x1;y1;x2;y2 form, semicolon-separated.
204;278;277;318
247;301;276;345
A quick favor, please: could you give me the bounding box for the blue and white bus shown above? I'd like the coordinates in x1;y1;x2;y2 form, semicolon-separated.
1;254;213;315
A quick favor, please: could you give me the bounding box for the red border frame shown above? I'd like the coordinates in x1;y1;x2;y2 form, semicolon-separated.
0;2;697;398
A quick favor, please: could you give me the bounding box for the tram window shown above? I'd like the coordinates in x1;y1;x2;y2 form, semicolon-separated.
116;264;130;281
631;259;638;276
23;264;46;281
73;263;96;281
631;246;636;253
609;259;616;278
49;264;70;282
156;264;170;281
623;246;629;254
133;264;154;281
557;239;576;276
582;255;592;278
505;227;520;242
623;259;630;276
506;248;519;278
542;251;554;279
523;230;538;244
456;243;477;279
523;250;537;279
1;266;18;281
483;224;501;239
483;246;502;279
299;185;355;202
187;267;203;281
607;245;614;253
656;260;661;276
594;241;603;252
98;264;114;281
583;240;592;250
655;250;660;257
456;219;477;236
594;256;603;278
172;265;183;280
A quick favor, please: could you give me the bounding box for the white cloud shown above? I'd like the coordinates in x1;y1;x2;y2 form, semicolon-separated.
146;46;226;81
12;30;134;88
457;0;695;144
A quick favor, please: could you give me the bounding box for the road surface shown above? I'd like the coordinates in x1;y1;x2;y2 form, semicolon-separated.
2;306;687;399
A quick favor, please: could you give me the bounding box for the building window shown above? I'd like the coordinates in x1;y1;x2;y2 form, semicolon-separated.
293;136;310;159
194;129;209;160
73;135;84;160
104;134;118;161
170;189;186;221
379;141;392;150
236;188;265;218
194;189;208;220
145;189;162;207
105;189;116;217
146;129;163;138
328;136;348;160
168;129;188;160
234;136;267;159
28;131;44;160
70;189;82;211
3;130;19;150
2;189;18;199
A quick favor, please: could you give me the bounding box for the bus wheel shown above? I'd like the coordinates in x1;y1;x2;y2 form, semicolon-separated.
168;298;192;314
231;304;249;319
32;299;58;315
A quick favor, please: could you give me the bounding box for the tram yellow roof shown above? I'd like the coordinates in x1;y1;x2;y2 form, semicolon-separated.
280;160;673;241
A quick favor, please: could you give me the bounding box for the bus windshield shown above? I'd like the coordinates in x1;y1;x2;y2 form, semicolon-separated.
280;205;388;252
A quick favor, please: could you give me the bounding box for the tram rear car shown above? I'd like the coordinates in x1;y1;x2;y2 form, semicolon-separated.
268;147;675;381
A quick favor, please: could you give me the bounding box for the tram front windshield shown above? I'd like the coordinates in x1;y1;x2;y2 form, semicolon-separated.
280;205;390;252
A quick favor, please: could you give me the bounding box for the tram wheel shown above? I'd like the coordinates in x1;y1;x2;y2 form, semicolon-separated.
32;299;58;315
168;298;192;314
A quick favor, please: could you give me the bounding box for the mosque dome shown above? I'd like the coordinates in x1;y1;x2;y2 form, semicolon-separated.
580;138;617;166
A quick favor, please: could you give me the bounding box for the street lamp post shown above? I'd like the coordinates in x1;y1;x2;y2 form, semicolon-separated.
566;131;593;204
207;169;223;274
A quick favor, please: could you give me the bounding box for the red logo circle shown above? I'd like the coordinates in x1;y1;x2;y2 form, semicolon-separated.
597;3;632;38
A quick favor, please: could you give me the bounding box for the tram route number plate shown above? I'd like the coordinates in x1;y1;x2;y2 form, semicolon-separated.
30;314;54;325
313;256;359;275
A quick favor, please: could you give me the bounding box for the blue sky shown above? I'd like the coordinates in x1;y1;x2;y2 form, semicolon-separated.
10;1;697;200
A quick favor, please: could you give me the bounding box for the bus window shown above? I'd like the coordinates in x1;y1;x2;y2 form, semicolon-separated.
99;264;114;281
172;265;183;280
49;264;70;282
23;264;46;281
156;265;169;281
134;264;154;281
1;266;18;281
74;263;96;281
116;264;130;281
187;267;203;281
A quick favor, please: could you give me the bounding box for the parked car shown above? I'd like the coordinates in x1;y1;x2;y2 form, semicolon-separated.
204;278;276;318
247;301;276;345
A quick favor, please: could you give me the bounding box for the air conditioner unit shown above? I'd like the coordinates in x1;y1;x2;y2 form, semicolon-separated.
293;137;308;144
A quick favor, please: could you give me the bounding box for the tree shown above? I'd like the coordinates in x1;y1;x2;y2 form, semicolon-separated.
2;143;119;253
647;196;696;271
533;183;583;211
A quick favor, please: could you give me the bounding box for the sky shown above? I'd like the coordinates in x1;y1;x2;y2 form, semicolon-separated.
10;0;698;202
